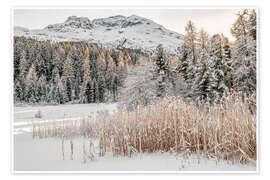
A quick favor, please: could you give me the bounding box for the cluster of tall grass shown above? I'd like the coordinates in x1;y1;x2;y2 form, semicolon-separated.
32;92;256;164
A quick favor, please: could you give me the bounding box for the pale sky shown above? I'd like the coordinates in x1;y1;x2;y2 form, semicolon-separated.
14;9;241;40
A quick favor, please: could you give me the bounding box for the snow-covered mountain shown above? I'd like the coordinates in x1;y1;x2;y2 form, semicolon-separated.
14;15;184;54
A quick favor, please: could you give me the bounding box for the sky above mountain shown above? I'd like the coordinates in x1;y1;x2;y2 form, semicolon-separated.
14;9;240;40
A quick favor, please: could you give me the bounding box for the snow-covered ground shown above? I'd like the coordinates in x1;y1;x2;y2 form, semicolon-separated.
13;103;256;172
13;103;117;135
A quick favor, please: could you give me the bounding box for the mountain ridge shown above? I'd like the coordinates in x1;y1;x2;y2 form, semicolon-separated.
14;15;184;55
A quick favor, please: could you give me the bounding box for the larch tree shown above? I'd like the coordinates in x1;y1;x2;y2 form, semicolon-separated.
184;20;198;64
80;47;93;103
198;28;209;51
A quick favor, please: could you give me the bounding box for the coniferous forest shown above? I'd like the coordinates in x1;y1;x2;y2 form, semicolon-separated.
14;10;256;108
14;37;143;104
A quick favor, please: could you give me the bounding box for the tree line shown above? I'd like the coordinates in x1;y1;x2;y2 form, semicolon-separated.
14;37;140;104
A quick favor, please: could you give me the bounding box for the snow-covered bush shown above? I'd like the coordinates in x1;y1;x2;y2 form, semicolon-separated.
119;60;157;110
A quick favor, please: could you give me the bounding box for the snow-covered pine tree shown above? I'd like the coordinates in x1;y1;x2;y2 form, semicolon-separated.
177;21;199;90
221;34;233;89
82;79;91;103
35;48;46;78
47;82;55;103
154;44;168;98
52;46;65;77
97;75;106;102
90;77;97;103
191;49;211;100
177;43;189;81
14;80;23;103
206;34;228;100
36;75;47;103
177;42;197;89
14;40;24;81
40;43;53;82
63;52;74;102
54;73;67;104
25;64;37;103
19;50;27;81
70;46;82;99
248;10;256;41
111;75;118;102
231;10;256;96
18;50;28;102
96;52;106;102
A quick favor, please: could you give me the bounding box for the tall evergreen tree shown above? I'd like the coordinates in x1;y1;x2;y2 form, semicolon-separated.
36;75;47;103
231;10;257;96
191;49;211;100
25;64;37;103
19;50;27;80
54;73;67;104
63;52;74;101
14;80;23;103
207;34;228;99
154;45;169;98
221;34;233;89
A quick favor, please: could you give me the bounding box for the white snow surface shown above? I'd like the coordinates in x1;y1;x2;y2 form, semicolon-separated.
14;103;117;135
14;15;184;55
13;103;256;172
14;134;256;172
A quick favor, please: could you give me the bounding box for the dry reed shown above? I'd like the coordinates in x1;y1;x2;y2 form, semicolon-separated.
32;92;256;164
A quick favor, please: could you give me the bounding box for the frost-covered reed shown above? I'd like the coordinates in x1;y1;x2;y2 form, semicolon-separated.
32;92;256;164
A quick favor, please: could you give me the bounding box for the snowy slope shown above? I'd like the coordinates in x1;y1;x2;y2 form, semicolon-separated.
14;15;184;54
